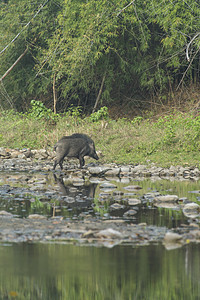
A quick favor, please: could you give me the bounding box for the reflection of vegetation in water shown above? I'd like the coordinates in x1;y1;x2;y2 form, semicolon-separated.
30;196;51;215
138;205;185;228
0;243;199;299
99;178;200;203
0;175;200;223
93;197;110;217
92;178;200;227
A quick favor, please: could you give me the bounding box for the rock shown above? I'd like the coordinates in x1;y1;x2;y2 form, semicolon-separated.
0;211;13;218
186;230;200;239
141;171;152;177
131;165;146;173
123;209;137;217
0;148;10;158
105;168;120;176
23;149;33;158
123;185;142;191
63;196;75;203
99;192;112;200
32;149;48;159
10;150;21;158
154;203;180;209
88;166;111;176
17;153;26;159
70;177;85;186
143;192;161;201
164;232;182;242
128;198;141;206
28;214;46;219
121;166;131;173
100;182;117;189
193;168;200;176
110;203;124;210
96;228;123;239
113;191;124;196
155;195;179;202
163;232;183;250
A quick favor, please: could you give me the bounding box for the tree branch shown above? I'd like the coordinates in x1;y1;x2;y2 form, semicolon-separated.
0;48;28;82
117;0;136;17
177;47;200;90
0;0;49;55
186;32;200;61
53;74;57;114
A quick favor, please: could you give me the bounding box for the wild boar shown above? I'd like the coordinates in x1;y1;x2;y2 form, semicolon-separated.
53;134;99;170
59;133;94;146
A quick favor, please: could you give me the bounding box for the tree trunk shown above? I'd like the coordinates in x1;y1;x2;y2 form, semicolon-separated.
92;73;106;113
53;74;57;114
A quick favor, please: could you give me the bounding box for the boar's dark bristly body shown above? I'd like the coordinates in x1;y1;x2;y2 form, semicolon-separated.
53;134;99;170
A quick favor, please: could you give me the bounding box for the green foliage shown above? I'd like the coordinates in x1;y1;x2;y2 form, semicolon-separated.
0;0;62;109
1;0;200;112
63;105;82;126
154;115;177;145
65;105;82;119
0;109;22;121
28;100;59;122
162;124;176;146
182;115;200;151
131;116;143;126
89;106;109;122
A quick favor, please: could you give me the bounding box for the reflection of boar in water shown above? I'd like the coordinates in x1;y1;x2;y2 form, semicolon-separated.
53;174;98;198
53;133;99;170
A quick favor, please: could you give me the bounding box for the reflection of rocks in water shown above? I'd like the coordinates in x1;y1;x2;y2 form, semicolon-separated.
53;174;98;203
182;202;200;218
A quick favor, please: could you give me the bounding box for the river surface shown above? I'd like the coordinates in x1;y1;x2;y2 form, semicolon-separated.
0;243;200;300
0;170;200;299
1;171;200;226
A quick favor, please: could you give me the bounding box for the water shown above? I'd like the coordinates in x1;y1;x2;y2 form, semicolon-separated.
0;243;199;300
0;171;200;299
1;171;200;227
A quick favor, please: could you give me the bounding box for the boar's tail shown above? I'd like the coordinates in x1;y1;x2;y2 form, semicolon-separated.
53;144;57;151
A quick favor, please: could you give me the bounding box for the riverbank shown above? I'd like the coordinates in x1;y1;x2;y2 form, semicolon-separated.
1;107;200;167
1;147;200;179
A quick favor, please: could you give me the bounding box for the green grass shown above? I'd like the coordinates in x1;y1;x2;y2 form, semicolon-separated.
0;106;200;168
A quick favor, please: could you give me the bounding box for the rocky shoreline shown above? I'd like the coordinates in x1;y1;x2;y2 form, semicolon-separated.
1;147;200;179
0;147;200;249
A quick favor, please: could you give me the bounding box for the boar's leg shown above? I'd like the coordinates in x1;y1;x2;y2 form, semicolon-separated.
53;156;65;170
59;161;64;170
79;156;85;168
53;160;58;170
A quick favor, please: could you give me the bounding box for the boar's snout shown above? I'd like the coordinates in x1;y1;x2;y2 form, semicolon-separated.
93;152;99;160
